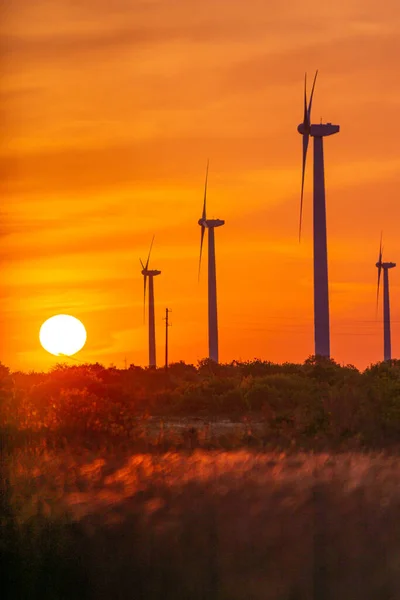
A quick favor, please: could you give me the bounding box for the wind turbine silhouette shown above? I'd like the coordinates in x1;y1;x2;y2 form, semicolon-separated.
140;236;161;368
376;234;396;361
298;71;340;358
198;161;225;363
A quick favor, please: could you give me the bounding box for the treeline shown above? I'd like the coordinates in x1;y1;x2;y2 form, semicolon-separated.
2;356;400;448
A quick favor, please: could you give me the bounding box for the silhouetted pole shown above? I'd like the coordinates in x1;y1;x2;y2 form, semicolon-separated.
148;275;156;367
313;135;330;359
383;268;391;361
164;308;172;371
208;227;219;362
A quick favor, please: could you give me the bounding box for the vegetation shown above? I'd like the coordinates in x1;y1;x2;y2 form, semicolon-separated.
3;448;400;599
3;356;400;451
3;357;400;598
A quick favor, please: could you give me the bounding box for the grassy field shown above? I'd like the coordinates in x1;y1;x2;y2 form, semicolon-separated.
3;358;400;598
3;445;400;599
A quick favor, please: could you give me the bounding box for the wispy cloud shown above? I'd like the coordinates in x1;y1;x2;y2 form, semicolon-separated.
3;0;400;369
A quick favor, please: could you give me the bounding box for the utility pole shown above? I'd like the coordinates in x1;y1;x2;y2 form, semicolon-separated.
164;308;172;371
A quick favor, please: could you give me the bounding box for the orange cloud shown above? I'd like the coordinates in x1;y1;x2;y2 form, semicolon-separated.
2;0;400;371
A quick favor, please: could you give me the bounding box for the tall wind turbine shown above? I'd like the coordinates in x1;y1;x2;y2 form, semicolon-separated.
198;161;225;363
376;236;396;361
298;71;340;358
140;236;161;368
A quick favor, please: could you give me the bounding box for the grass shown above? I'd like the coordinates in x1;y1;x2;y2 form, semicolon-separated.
3;445;400;599
3;358;400;597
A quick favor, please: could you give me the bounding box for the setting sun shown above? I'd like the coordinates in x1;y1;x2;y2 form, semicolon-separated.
39;315;87;357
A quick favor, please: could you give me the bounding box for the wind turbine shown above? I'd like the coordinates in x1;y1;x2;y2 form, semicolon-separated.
376;235;396;361
140;236;161;368
198;161;225;363
298;71;340;358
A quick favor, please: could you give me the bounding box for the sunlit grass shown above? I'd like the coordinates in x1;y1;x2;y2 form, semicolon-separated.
4;447;400;599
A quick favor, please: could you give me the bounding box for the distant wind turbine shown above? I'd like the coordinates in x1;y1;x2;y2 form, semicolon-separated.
298;70;340;358
198;161;225;363
140;236;161;368
376;235;396;361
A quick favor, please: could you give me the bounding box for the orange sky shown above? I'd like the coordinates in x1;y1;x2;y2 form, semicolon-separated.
2;0;400;371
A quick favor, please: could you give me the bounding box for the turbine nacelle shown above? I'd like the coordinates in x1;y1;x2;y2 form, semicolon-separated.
376;262;396;270
297;122;340;137
198;218;225;228
141;269;161;277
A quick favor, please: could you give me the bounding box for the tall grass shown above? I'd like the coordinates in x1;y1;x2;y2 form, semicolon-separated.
4;447;400;599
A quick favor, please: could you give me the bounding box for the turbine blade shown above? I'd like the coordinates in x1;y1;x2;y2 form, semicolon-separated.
139;258;145;270
298;71;316;242
299;133;309;241
376;265;382;315
303;72;308;126
307;70;318;124
378;231;383;264
202;159;209;221
376;232;383;315
198;225;205;281
145;235;155;270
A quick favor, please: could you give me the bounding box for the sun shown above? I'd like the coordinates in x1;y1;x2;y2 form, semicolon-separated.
39;314;87;357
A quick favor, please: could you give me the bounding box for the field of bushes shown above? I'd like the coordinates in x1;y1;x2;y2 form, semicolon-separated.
2;356;400;450
3;356;400;598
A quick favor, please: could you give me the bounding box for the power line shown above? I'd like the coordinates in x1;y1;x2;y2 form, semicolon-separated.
57;353;85;364
227;314;400;325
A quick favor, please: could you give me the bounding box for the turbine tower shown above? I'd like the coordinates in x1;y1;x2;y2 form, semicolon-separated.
376;236;396;361
298;71;340;358
198;161;225;363
140;236;161;368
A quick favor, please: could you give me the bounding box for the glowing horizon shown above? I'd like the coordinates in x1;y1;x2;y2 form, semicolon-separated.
2;0;400;371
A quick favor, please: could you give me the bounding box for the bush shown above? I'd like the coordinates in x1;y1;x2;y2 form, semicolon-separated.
3;357;400;450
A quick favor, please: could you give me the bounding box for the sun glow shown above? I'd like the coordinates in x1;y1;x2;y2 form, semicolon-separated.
39;315;87;357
